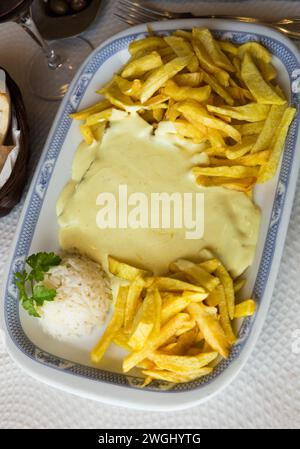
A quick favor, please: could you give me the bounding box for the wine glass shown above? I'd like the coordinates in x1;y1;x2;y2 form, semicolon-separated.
0;0;93;100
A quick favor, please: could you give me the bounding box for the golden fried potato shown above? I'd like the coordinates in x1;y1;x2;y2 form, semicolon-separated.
91;286;128;363
148;351;218;373
192;165;259;179
234;299;256;318
187;303;230;358
241;53;285;105
174;72;203;87
237;41;272;63
108;255;151;280
164;35;198;72
177;100;241;142
140;55;192;103
121;51;162;78
79;124;94;145
161;79;211;103
128;288;161;350
70;99;111;120
258;107;296;182
192;28;234;72
142;367;212;383
251;104;286;153
207;103;270;121
129;36;166;55
169;259;219;291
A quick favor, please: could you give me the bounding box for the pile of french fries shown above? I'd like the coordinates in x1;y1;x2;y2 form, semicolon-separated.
70;27;296;196
91;254;256;385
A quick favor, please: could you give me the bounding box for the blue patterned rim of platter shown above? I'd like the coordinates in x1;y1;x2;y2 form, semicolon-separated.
4;28;300;392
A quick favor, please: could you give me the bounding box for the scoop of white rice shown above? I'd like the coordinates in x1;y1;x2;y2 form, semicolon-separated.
39;252;111;341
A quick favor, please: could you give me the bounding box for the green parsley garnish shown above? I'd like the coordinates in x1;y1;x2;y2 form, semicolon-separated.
15;252;61;317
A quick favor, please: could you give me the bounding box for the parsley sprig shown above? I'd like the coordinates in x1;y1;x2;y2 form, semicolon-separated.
15;252;61;317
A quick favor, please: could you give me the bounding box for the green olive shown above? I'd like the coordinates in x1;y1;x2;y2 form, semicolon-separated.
49;0;70;15
70;0;88;13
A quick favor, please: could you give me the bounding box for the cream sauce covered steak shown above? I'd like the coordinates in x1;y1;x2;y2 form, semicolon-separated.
57;112;260;278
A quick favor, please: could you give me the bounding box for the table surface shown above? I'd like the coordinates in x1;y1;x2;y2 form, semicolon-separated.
1;0;300;429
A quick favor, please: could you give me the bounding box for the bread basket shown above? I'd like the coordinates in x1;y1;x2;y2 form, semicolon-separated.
0;68;29;217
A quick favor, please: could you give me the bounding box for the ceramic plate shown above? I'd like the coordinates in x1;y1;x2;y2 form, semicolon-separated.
1;19;300;411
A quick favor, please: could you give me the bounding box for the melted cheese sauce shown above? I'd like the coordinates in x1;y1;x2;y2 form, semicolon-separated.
57;113;260;278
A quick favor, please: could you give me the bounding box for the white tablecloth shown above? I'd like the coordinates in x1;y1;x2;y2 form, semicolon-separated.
1;0;300;429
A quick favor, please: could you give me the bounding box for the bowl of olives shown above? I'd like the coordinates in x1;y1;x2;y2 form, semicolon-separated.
32;0;102;39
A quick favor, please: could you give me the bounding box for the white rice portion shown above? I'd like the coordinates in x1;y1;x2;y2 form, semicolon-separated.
39;252;112;341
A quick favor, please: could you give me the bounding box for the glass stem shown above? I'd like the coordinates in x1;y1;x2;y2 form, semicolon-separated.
17;12;62;70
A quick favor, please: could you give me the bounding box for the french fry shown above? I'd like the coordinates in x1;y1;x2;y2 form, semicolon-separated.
128;36;166;55
215;264;235;320
148;351;218;373
160;327;198;355
140;55;192;103
136;359;156;370
146;276;206;293
124;278;145;334
258;107;296;182
91;286;128;363
210;150;270;167
177;100;241;142
79;124;94;145
161;296;199;324
234;299;256;318
142;367;212;383
113;75;142;98
187;303;230;358
174;72;203;87
207;129;226;148
217;285;236;344
169;259;219;291
121;51;162;78
173;119;206;142
91;122;106;142
196;175;256;192
224;135;257;159
192;165;259;179
235;121;265;136
108;256;151;281
143;94;169;107
182;291;208;301
175;320;196;336
198;259;221;273
85;108;112;126
251;104;286;153
102;85;136;111
205;285;224;307
202;71;234;105
241;53;285;105
112;329;131;351
207;103;270;122
237;42;272;63
161;79;211;103
217;40;238;56
123;313;190;372
173;29;193;40
164;35;198;72
70;99;111;120
192;36;229;87
128;288;161;350
192;28;234;72
257;60;277;82
165;99;181;121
